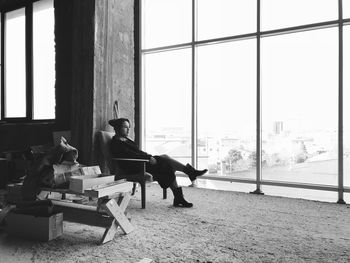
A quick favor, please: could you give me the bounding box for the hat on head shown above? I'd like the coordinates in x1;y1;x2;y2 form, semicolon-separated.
108;118;130;129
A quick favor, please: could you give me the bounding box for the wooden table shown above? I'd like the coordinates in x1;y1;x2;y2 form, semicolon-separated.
40;181;135;244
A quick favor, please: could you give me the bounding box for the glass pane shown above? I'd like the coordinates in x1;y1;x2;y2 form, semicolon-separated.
263;185;338;203
344;0;350;19
261;0;338;31
143;48;192;164
197;0;256;41
142;0;191;49
5;8;26;118
344;25;350;187
197;39;256;178
33;0;55;120
261;28;338;185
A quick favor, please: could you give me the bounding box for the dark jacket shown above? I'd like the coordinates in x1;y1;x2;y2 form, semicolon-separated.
110;136;175;189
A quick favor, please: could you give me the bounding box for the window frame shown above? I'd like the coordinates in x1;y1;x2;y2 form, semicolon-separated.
0;0;55;123
140;0;350;203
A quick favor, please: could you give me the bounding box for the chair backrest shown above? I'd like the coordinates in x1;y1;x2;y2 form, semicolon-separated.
97;130;115;175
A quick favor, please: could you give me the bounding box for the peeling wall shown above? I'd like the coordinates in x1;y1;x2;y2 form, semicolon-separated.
93;0;135;170
94;0;135;136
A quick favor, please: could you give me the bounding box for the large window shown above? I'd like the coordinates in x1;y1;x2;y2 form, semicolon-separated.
261;28;338;185
143;49;192;164
1;0;55;121
33;0;55;120
4;8;26;118
197;40;256;178
142;1;350;203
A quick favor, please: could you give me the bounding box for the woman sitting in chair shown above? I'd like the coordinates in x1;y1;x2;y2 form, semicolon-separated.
109;118;207;208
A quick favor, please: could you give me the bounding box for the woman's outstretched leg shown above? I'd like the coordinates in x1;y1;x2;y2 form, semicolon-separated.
159;154;186;171
169;179;193;208
159;154;208;182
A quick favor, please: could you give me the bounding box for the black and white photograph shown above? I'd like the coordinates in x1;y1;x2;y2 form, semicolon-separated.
0;0;350;262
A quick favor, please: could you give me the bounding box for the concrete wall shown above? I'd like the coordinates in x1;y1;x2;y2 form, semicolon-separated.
93;0;135;170
93;0;135;136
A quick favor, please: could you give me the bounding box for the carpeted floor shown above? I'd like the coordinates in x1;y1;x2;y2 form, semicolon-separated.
0;183;349;263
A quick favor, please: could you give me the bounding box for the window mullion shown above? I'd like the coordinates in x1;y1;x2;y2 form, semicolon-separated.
26;3;33;120
1;13;5;120
191;0;197;168
337;0;345;204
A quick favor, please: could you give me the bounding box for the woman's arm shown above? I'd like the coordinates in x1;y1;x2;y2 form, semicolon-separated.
111;137;152;160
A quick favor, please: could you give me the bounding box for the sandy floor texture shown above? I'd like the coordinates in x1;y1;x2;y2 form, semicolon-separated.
0;183;349;263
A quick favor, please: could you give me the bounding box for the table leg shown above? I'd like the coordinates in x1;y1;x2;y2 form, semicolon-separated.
100;192;134;244
0;205;14;226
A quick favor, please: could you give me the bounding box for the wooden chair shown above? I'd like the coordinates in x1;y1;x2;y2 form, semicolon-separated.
97;131;167;209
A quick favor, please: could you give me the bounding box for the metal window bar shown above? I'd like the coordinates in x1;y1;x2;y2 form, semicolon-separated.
191;0;197;168
338;0;345;204
251;0;263;195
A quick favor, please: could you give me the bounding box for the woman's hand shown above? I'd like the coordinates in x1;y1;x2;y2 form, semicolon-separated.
149;156;157;165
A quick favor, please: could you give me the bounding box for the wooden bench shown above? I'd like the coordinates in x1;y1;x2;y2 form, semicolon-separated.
40;181;135;244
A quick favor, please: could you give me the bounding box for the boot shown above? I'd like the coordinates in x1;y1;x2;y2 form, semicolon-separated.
188;179;198;188
172;187;193;208
183;164;208;181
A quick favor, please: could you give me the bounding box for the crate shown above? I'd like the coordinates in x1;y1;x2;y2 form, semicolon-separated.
6;212;63;241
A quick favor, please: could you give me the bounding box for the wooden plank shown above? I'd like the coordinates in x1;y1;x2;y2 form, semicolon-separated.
40;179;127;198
84;182;133;198
101;219;119;244
103;198;134;234
53;204;113;228
112;158;149;162
99;193;132;243
118;192;131;212
69;175;115;193
40;187;80;195
89;179;127;190
0;205;15;225
51;200;97;212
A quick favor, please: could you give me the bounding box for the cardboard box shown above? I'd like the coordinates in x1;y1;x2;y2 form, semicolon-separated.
69;174;115;193
79;166;101;175
52;165;102;187
54;165;101;179
6;212;63;241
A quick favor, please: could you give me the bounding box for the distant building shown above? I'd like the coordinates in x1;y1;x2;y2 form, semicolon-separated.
273;121;284;134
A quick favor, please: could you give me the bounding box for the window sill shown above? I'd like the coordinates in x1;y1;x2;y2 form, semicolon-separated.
0;120;55;126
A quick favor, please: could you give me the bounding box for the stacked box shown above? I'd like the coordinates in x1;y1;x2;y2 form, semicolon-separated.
52;165;102;187
51;163;80;187
69;166;102;176
6;212;63;241
69;174;115;193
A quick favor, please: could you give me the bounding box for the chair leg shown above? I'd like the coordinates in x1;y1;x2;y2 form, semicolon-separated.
140;180;146;209
131;182;137;196
163;188;167;199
